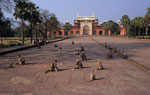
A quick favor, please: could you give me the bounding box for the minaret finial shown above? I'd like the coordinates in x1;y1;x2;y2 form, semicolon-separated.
92;13;95;17
77;13;80;17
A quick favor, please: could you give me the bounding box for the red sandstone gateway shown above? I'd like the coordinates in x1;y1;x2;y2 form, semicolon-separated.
49;13;125;36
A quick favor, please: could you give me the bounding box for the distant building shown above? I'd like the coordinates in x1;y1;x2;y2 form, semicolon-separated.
52;13;125;36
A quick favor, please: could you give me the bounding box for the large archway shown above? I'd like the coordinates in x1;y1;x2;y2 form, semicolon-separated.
58;31;62;35
83;25;89;35
99;30;103;35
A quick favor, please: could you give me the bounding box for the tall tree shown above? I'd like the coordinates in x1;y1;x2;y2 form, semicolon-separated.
0;9;13;43
26;1;40;42
47;14;60;40
102;22;111;35
145;8;150;24
36;9;60;40
121;15;130;36
139;17;147;38
37;9;51;40
63;23;72;36
13;0;28;45
145;8;150;37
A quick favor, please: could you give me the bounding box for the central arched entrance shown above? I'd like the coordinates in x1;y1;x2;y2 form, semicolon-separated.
83;25;89;35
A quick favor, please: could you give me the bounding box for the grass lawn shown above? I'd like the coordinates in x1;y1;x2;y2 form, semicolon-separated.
0;37;31;48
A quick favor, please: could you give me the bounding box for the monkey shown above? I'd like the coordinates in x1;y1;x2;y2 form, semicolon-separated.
107;51;113;59
54;44;58;48
97;62;104;70
80;46;84;52
90;70;96;81
112;47;117;53
72;41;75;45
16;55;25;65
4;63;15;70
74;59;83;69
122;51;128;59
45;60;60;74
81;52;86;60
58;47;62;55
75;50;80;55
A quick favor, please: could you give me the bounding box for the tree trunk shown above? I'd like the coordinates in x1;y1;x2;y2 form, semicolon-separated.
35;28;37;40
135;27;137;38
146;26;148;39
51;31;54;40
142;28;144;39
21;19;24;45
138;28;140;38
30;24;33;44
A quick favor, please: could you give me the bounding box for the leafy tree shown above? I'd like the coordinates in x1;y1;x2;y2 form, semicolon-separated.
14;24;31;37
145;8;150;24
36;9;51;40
13;0;29;45
36;9;60;40
108;20;120;35
63;23;72;36
47;14;60;39
139;17;147;38
26;1;40;42
0;9;13;43
121;15;130;36
102;21;119;35
102;22;111;35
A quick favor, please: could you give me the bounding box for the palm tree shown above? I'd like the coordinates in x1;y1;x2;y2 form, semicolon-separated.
145;8;150;24
145;8;150;37
26;1;40;43
13;0;28;45
131;17;140;37
139;17;147;38
121;15;130;36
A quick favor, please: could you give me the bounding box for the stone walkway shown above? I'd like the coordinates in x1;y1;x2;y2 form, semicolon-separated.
0;37;150;95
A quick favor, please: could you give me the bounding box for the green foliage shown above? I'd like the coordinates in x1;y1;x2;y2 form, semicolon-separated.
145;8;150;24
102;20;120;35
14;25;31;37
63;24;72;35
0;9;14;43
36;10;60;40
121;15;130;29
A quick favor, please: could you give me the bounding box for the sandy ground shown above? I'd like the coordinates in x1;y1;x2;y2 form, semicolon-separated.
0;36;150;95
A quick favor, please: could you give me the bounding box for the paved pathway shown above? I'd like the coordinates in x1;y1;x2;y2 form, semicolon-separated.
0;37;150;95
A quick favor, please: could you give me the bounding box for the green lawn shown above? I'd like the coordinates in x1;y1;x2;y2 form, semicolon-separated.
0;37;31;48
